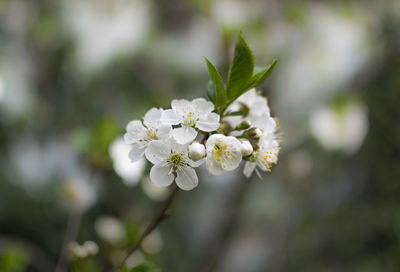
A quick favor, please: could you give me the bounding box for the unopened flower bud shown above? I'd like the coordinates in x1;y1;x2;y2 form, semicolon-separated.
240;140;253;156
247;127;263;140
69;242;88;259
83;241;99;256
235;120;252;131
188;142;206;161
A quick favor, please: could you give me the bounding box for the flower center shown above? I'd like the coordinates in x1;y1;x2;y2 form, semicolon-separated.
167;153;184;169
182;111;198;127
213;142;228;164
145;129;158;141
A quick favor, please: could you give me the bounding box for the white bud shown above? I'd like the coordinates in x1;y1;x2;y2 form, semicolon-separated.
248;127;263;140
240;140;253;156
83;241;99;256
188;142;206;161
69;242;87;259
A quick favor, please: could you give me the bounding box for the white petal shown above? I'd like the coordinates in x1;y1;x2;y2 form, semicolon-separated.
144;108;163;128
150;165;174;187
221;150;242;171
172;127;197;144
243;162;256;178
126;120;146;133
156;124;171;139
196;113;220;132
251;113;276;133
128;146;145;162
175;166;198;190
192;98;214;114
161;109;181;125
205;134;224;150
171;99;190;116
206;156;224;175
145;140;169;164
223;136;243;150
237;88;257;105
188;158;205;168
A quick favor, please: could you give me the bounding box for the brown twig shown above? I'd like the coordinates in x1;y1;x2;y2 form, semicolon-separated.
55;210;82;272
113;184;180;271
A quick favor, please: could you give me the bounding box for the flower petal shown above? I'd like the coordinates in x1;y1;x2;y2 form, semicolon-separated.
144;108;163;128
161;109;181;125
171;99;190;116
221;150;242;171
196;113;220;132
205;134;224;150
206;156;224;175
126;120;146;133
125;121;147;144
175;166;198;190
172;126;197;144
188;158;205;168
128;145;145;162
192;98;214;115
243;162;256;178
145;140;169;164
150;165;174;187
156;124;171;139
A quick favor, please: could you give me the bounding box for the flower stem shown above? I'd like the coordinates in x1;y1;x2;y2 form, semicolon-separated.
113;184;179;271
55;210;82;272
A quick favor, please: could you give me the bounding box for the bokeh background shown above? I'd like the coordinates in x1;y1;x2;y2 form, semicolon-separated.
1;0;400;271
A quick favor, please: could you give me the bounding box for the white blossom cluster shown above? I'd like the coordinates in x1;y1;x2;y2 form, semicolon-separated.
124;89;280;191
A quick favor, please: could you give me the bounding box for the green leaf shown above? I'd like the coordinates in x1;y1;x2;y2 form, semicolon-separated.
246;59;277;90
226;34;254;100
206;81;216;104
129;263;160;272
204;58;226;108
118;265;129;272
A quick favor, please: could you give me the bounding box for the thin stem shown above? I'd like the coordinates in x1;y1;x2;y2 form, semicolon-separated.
113;185;179;271
55;210;82;272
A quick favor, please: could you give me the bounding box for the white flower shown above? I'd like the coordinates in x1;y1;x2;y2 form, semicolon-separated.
309;102;368;154
124;108;171;162
162;98;220;144
61;177;96;212
240;140;253;157
243;134;280;178
109;137;146;186
205;134;242;175
95;216;126;246
145;138;203;191
188;142;206;161
224;89;276;133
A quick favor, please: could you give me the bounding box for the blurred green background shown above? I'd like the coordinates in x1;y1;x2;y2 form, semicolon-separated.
0;0;400;271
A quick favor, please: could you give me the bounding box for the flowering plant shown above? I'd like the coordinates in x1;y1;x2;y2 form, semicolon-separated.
125;34;279;191
117;34;280;270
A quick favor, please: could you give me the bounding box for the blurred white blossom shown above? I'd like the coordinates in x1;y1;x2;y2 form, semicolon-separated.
95;216;126;246
61;175;97;212
62;0;152;73
309;101;368;154
109;137;146;186
141;177;169;202
211;0;250;30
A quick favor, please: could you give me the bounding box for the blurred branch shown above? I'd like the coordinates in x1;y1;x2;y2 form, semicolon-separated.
113;184;179;271
55;211;82;272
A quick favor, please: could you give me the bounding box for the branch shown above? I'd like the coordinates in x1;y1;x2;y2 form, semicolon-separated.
113;184;180;271
55;210;82;272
